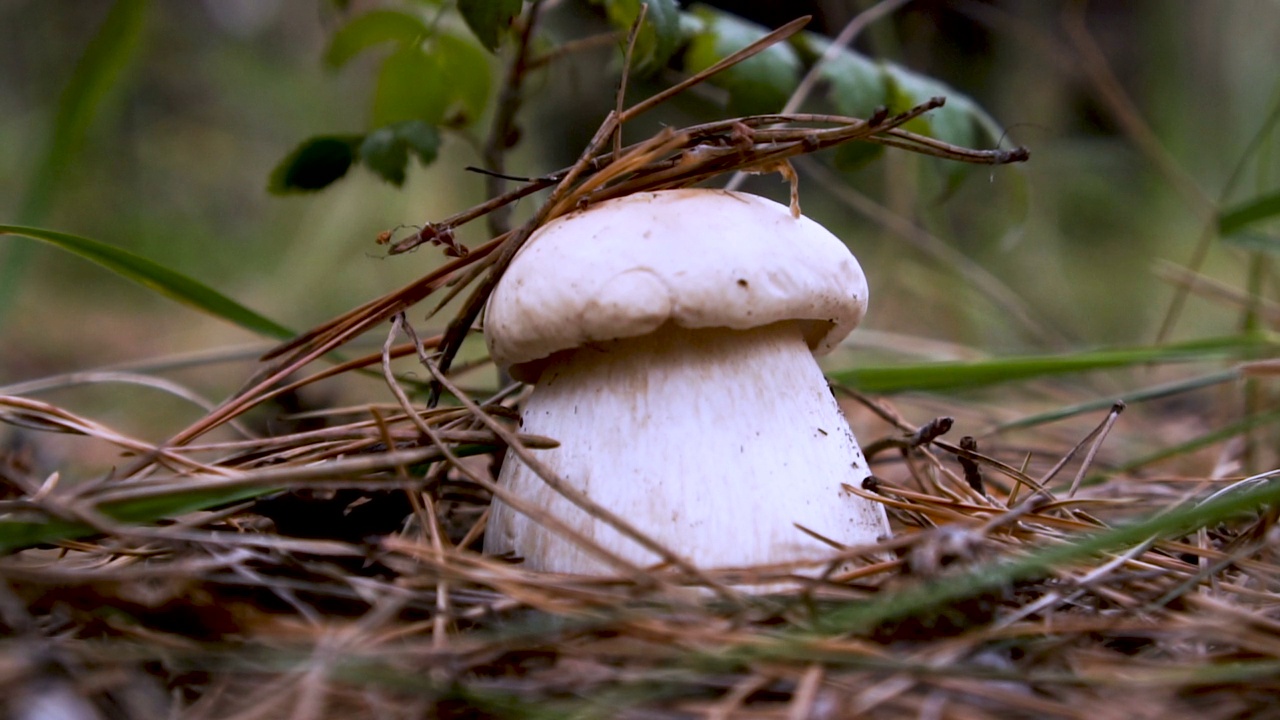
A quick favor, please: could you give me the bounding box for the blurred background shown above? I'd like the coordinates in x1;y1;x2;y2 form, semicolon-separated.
2;0;1278;462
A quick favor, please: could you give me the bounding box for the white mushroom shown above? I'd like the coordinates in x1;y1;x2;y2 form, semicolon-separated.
483;189;889;578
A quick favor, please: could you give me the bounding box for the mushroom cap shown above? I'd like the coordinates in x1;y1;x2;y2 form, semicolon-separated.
485;189;869;382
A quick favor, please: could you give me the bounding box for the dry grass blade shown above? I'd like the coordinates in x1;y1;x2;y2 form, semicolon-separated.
5;415;1279;718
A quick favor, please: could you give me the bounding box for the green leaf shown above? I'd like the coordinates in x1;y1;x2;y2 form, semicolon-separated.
1219;190;1280;236
458;0;522;52
359;127;409;185
639;0;683;69
830;335;1273;394
881;60;977;148
601;0;684;73
268;135;362;193
434;33;492;126
0;225;293;340
797;32;998;151
358;121;440;186
793;30;1010;188
397;120;442;164
684;7;800;115
373;45;442;126
813;45;886;118
372;35;490;128
324;9;430;69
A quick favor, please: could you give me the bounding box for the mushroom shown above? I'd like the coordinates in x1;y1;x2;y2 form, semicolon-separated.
483;189;889;579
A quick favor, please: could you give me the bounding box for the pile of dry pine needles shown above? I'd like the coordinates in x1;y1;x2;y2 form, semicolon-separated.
3;16;1279;720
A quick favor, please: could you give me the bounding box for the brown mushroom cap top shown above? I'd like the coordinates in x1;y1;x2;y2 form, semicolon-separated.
484;189;869;383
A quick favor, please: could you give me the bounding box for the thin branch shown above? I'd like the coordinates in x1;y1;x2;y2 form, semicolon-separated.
482;0;544;240
613;3;648;158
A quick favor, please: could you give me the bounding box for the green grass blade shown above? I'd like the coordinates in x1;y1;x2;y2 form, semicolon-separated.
0;443;503;554
806;468;1280;636
0;0;149;323
0;484;272;555
1220;189;1280;236
994;368;1241;432
1112;408;1280;476
0;224;293;340
831;335;1271;394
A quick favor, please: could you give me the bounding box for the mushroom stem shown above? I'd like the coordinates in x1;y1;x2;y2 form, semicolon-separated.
485;321;888;575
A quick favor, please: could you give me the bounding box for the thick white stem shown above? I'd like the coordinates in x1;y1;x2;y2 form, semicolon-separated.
485;322;889;575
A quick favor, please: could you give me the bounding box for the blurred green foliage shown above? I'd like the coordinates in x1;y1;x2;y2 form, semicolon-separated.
0;0;148;322
1;0;1279;389
271;1;995;194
